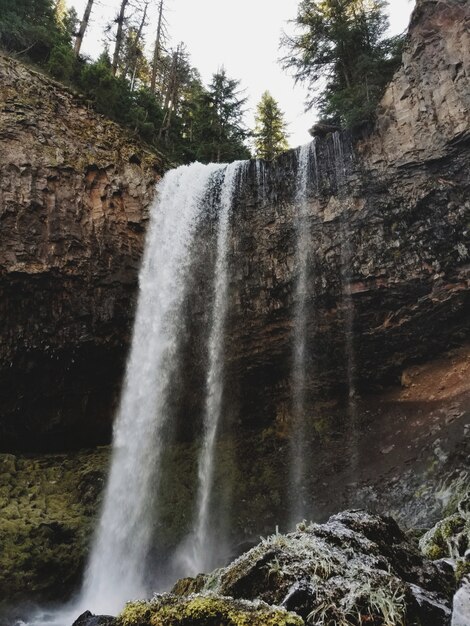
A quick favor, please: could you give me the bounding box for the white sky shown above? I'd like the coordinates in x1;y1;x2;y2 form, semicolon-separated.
71;0;415;149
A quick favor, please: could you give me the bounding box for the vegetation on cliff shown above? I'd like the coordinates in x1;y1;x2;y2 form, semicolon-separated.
0;449;108;608
281;0;405;129
0;0;250;164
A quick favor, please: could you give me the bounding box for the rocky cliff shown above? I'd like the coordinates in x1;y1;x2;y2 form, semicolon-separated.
0;0;469;612
0;56;162;450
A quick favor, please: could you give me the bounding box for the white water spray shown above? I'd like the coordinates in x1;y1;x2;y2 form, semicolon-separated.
80;162;224;614
174;160;247;576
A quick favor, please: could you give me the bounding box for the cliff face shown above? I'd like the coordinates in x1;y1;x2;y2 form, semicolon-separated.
0;56;161;450
221;0;470;432
0;0;469;611
0;2;469;453
361;0;469;167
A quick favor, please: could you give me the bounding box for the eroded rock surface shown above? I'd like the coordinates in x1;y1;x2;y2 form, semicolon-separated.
0;54;161;451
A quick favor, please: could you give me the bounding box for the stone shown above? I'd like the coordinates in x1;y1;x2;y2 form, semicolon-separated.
72;611;116;626
173;511;453;626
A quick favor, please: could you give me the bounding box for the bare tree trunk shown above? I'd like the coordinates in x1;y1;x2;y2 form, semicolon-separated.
159;46;180;141
112;0;129;76
123;1;148;81
74;0;94;56
150;0;164;92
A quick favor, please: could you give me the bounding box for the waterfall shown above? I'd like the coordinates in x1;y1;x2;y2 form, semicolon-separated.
332;132;359;477
80;162;225;615
174;160;247;577
290;141;317;526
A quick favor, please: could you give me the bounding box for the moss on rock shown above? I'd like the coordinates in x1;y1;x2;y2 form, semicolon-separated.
419;487;470;562
0;448;109;609
118;593;303;626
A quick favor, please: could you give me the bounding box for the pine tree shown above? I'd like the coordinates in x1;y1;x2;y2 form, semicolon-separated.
194;68;250;163
254;91;289;161
281;0;404;128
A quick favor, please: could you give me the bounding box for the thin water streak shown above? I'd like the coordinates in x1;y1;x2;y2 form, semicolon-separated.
332;132;359;478
290;141;315;527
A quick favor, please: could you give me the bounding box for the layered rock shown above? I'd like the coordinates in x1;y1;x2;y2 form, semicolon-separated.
0;55;162;450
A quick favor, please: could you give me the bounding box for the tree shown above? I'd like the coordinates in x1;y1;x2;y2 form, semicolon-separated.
254;91;289;160
111;0;130;75
121;2;150;88
193;68;251;163
150;0;168;93
281;0;404;128
74;0;94;57
0;0;59;61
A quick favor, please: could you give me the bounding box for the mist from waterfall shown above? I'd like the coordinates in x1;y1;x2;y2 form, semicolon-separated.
80;162;225;615
290;141;317;526
174;160;248;577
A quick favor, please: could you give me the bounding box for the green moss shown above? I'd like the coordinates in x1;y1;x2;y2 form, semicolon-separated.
455;558;470;584
118;594;303;626
0;448;109;607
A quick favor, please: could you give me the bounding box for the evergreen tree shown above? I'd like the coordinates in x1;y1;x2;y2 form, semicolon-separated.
0;0;59;61
194;69;250;163
282;0;404;128
254;91;289;160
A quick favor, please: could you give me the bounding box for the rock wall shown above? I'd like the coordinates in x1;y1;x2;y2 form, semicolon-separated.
361;0;470;167
0;55;162;450
0;1;469;454
0;0;469;610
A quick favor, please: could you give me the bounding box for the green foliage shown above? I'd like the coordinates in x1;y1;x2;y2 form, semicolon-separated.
282;0;405;129
47;42;76;81
0;1;251;165
79;53;132;121
192;69;251;163
0;0;77;67
254;91;289;161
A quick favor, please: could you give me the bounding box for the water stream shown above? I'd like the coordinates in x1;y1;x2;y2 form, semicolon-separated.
80;162;225;614
173;160;248;577
289;141;317;526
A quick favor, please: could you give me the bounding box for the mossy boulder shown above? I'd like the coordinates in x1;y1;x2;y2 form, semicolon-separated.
117;594;302;626
171;511;453;626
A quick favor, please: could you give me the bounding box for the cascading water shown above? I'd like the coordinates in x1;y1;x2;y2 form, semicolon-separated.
332;132;359;476
80;162;225;614
289;141;317;526
174;160;248;577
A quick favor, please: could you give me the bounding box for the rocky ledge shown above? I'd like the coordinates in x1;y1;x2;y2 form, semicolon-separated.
71;507;470;626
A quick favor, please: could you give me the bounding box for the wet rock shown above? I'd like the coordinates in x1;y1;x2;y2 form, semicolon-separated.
176;511;454;626
72;611;116;626
452;576;470;626
117;594;302;626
